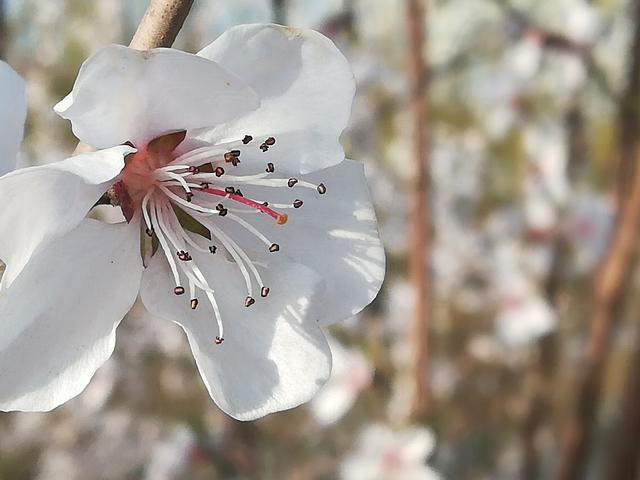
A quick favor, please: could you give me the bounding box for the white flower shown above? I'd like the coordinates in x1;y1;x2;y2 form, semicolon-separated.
341;424;440;480
0;24;385;420
0;61;26;176
310;335;373;425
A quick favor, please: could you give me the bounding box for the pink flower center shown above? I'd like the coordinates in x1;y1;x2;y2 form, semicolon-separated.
110;130;327;346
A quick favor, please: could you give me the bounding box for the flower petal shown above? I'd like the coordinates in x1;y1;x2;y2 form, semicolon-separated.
0;219;142;411
0;61;26;176
216;159;385;324
140;250;331;420
55;45;260;149
195;23;355;174
0;145;134;288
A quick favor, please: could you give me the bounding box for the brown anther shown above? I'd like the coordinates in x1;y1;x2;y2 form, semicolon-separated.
188;166;200;174
209;245;217;254
262;201;269;207
230;149;241;157
317;183;327;194
242;135;253;144
216;203;224;211
231;157;240;166
269;243;280;253
214;336;224;345
145;228;154;237
215;167;225;177
261;286;270;298
260;144;269;152
287;178;298;188
200;182;210;189
235;189;243;197
266;162;275;173
245;296;256;307
293;199;303;208
265;137;276;146
218;208;228;217
174;286;185;296
190;299;199;310
185;192;193;202
225;186;236;194
276;214;288;225
224;152;234;162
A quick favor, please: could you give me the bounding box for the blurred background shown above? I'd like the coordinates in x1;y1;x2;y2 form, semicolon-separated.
0;0;638;478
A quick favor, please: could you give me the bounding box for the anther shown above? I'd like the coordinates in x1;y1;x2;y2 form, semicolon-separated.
190;298;199;310
260;144;269;152
215;166;225;177
174;286;185;296
317;183;327;194
218;208;228;217
245;296;256;307
188;166;200;174
200;182;210;189
242;135;253;144
288;178;298;188
235;189;243;197
262;201;269;207
261;286;270;298
214;336;224;345
225;186;236;194
145;228;154;237
276;214;288;225
185;192;193;202
266;162;275;173
269;243;280;253
230;150;241;157
216;203;224;211
293;199;303;208
209;245;217;254
265;137;276;146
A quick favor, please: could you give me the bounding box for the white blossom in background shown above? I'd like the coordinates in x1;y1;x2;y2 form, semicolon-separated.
144;425;198;480
563;190;615;273
523;121;569;234
341;424;440;480
0;61;26;176
311;335;374;425
0;24;385;420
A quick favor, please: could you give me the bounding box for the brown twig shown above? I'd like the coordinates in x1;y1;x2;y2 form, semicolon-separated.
130;0;195;50
406;0;431;419
74;0;195;155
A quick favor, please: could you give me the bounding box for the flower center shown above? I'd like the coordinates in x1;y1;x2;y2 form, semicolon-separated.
112;131;326;346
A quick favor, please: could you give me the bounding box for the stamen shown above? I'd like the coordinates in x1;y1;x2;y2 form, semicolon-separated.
269;243;280;253
191;298;199;310
261;286;270;297
242;135;253;144
198;187;288;224
288;178;298;188
266;162;275;173
245;296;256;307
174;286;185;295
150;198;184;293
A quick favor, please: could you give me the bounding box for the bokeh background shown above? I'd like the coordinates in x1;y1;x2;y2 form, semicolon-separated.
0;0;637;478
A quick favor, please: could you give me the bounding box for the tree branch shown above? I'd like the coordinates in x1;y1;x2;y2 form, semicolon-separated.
130;0;195;50
406;0;432;420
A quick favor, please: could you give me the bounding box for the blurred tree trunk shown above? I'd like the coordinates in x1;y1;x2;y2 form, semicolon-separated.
603;328;640;479
555;1;640;478
555;154;640;480
406;0;431;419
616;0;640;202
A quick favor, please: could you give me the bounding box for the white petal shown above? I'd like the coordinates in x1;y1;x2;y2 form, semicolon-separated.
0;219;142;411
219;160;385;324
0;61;26;176
55;45;260;149
0;145;134;288
195;23;355;174
140;250;331;420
